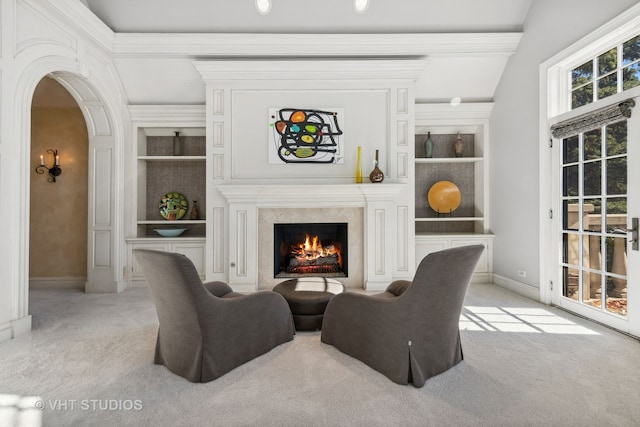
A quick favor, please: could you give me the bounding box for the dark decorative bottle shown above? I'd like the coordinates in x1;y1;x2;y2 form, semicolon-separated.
424;132;434;158
173;131;182;156
369;149;384;183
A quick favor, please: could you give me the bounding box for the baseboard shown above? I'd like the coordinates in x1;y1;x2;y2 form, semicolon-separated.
12;315;32;337
0;322;12;343
231;284;258;293
470;272;492;284
492;274;541;301
30;277;86;290
0;315;33;343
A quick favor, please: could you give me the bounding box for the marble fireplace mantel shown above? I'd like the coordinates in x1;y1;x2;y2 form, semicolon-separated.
217;183;406;206
216;183;410;292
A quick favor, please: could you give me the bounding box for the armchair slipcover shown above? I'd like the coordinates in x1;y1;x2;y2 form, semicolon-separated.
134;249;294;382
321;245;484;387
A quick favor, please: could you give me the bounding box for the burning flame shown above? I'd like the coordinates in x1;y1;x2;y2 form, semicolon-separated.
293;234;341;265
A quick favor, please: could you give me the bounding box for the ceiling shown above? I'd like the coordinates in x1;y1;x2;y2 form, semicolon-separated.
82;0;531;34
76;0;533;105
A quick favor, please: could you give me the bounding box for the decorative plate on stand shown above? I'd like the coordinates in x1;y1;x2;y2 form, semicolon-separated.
427;181;461;214
159;192;188;220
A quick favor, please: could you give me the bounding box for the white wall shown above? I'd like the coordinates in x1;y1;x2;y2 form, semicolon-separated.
489;0;638;289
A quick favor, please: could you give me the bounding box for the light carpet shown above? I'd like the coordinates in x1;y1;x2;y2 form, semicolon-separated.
1;283;639;426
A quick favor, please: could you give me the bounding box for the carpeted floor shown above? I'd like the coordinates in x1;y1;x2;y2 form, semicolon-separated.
1;283;639;426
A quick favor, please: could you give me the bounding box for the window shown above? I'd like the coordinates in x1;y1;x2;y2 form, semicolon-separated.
571;34;640;109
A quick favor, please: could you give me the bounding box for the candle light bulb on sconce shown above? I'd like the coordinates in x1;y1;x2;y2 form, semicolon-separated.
35;149;62;182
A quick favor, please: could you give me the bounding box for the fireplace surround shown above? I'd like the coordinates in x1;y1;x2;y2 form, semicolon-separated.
216;184;410;292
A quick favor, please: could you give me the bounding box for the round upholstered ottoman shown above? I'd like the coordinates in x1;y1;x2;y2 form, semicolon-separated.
273;277;345;331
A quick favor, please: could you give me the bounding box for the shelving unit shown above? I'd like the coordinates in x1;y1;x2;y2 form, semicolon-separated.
126;105;207;284
135;127;206;238
413;103;494;281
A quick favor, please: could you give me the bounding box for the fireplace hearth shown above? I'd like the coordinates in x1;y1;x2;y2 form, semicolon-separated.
274;223;348;278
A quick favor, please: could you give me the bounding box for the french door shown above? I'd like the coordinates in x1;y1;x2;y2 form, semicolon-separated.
552;111;639;336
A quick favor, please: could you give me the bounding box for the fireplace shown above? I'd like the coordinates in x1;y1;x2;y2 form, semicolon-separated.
274;223;348;278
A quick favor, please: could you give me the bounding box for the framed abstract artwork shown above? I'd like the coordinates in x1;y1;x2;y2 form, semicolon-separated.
269;107;344;164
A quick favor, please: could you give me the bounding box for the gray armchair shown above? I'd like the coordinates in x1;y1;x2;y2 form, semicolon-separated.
134;249;294;382
321;245;484;387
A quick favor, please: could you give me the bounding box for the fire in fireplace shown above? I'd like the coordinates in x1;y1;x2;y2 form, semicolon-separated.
274;223;348;278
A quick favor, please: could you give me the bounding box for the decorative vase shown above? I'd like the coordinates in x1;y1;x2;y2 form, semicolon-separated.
173;131;182;156
454;132;464;157
424;132;434;158
355;146;363;183
190;200;199;220
369;149;384;183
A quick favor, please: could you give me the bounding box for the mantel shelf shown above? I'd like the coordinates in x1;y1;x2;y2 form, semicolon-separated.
217;183;407;206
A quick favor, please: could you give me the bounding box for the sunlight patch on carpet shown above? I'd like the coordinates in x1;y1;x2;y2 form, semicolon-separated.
460;306;600;335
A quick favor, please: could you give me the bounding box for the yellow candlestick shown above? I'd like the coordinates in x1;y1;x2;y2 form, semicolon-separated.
355;146;363;183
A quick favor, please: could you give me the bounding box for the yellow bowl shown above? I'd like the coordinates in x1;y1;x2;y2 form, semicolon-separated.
428;181;461;213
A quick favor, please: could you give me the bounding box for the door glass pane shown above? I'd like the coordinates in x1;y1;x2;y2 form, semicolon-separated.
563;135;579;164
606;277;627;316
582;199;601;232
605;237;627;275
583;161;601;196
563;266;580;299
606;121;627;156
563;165;579;197
583;129;601;160
583;235;601;271
562;233;580;266
606;157;627;195
582;271;602;306
563;199;580;231
605;197;627;233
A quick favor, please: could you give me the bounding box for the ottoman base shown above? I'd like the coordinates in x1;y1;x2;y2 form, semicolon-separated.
273;277;344;331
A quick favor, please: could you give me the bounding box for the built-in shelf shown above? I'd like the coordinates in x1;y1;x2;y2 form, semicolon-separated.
414;157;483;164
415;217;484;222
137;220;206;225
126;105;208;287
413;103;494;278
138;156;206;161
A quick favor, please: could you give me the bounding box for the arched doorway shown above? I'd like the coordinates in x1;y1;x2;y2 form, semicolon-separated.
11;62;126;337
29;77;89;290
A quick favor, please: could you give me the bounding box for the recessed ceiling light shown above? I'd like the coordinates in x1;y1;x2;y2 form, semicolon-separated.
450;97;462;107
354;0;369;14
256;0;272;15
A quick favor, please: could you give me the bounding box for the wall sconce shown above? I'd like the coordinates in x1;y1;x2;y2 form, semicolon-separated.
35;149;62;182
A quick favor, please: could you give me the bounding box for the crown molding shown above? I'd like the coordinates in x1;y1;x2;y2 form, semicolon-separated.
194;58;427;82
40;0;114;51
113;32;522;58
